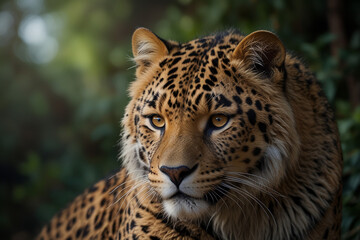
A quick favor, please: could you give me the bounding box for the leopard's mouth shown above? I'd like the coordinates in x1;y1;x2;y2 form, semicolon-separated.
161;185;230;220
165;183;229;205
169;191;202;201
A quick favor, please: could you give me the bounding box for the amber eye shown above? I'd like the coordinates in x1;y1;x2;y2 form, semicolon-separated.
151;115;165;129
211;114;229;128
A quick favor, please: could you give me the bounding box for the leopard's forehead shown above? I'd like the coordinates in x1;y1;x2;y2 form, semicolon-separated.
139;31;249;120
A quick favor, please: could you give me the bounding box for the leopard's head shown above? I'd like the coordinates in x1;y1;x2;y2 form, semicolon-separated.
121;28;300;221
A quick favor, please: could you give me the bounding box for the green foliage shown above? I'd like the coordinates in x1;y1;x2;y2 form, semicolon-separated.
340;105;360;239
0;0;359;239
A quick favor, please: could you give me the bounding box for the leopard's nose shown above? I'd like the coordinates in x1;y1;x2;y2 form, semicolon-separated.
160;164;198;187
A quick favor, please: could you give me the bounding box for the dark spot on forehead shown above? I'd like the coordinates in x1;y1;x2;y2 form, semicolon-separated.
172;90;178;97
215;94;232;109
209;75;217;82
205;79;215;87
212;58;219;68
173;51;186;56
184;44;194;50
202;85;212;91
159;59;167;68
189;51;198;57
146;92;159;108
168;67;178;75
217;51;224;58
219;45;230;49
229;38;238;44
233;96;242;104
224;70;231;77
169;57;181;67
167;74;178;80
209;67;218;75
163;79;174;89
236;86;244;94
182;58;191;64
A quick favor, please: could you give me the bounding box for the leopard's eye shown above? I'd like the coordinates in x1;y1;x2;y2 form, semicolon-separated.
211;114;229;128
151;115;165;129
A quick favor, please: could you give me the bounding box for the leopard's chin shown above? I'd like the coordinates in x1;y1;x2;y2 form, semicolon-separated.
163;194;210;221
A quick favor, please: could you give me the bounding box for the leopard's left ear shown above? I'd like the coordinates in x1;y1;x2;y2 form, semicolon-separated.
132;28;173;74
232;30;285;77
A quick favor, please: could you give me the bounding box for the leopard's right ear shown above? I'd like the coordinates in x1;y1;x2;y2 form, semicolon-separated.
132;28;172;74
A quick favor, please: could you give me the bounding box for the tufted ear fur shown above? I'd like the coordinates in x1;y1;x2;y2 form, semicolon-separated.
132;28;171;74
232;30;285;78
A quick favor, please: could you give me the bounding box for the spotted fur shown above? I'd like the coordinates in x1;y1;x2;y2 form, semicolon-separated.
37;28;342;240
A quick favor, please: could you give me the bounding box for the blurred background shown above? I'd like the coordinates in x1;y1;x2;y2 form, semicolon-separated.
0;0;359;239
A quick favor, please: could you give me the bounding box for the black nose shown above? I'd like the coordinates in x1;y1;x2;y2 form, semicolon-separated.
160;164;198;187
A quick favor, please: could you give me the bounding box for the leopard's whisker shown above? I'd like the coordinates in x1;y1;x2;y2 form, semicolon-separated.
115;180;148;215
223;182;277;227
224;176;282;204
112;179;149;209
109;174;146;195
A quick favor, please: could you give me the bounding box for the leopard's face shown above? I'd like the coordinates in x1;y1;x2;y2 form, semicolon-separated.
122;29;299;221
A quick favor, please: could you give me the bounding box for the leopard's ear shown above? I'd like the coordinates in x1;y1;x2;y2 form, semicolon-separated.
132;28;172;74
232;30;285;77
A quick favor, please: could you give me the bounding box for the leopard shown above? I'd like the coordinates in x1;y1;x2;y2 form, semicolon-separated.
37;28;343;240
